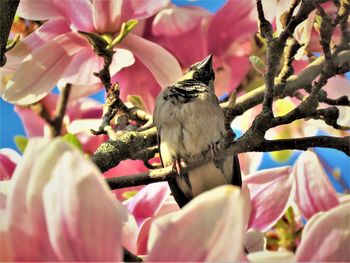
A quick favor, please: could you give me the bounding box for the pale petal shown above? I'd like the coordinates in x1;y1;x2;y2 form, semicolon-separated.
296;203;350;261
207;0;257;56
293;151;339;219
43;150;127;261
244;166;294;231
248;251;295;262
121;0;170;22
52;0;94;31
5;18;71;69
3;32;86;105
92;0;122;33
245;229;266;253
17;0;59;20
152;5;210;36
147;185;251;262
238;152;263;176
126;182;170;226
120;33;182;88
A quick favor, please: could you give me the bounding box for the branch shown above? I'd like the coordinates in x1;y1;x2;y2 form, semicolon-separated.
106;135;350;190
92;127;157;173
51;83;71;137
222;50;350;119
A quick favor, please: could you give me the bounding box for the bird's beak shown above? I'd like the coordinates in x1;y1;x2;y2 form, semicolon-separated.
197;54;213;72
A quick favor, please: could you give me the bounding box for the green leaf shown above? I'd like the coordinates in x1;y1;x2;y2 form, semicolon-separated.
249;55;265;75
14;135;28;153
108;19;138;49
62;133;82;150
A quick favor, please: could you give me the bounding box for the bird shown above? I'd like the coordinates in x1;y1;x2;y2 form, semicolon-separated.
153;54;242;208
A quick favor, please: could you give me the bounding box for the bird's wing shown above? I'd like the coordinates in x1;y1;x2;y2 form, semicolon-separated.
157;126;190;208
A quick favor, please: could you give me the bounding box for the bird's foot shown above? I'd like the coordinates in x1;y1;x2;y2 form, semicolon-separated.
171;159;192;190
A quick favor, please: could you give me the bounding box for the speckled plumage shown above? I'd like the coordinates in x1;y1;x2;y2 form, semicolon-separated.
153;55;241;207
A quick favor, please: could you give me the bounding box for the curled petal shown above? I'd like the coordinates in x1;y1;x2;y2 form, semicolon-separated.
244;229;266;253
293;151;339;220
120;33;182;88
296;203;350;261
147;185;251;262
244;166;294;231
3;32;86;105
43;149;127;261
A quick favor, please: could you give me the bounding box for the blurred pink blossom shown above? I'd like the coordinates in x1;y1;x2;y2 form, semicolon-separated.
0;149;21;181
2;0;182;105
0;138;128;261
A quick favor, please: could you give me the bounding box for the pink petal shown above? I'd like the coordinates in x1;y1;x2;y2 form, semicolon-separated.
103;160;148;201
244;166;294;231
293;151;339;220
52;0;94;32
65;83;102;102
14;106;47;137
152;5;210;36
125;182;170;226
147;185;251;262
92;0;122;33
214;55;250;96
115;58;161;111
0;149;21;181
120;33;182;88
207;0;257;57
296;203;350;261
6;138;57;261
43;149;126;261
66;97;103;120
137;196;179;255
17;0;59;20
3;32;86;105
150;19;207;68
5;18;71;70
121;0;170;22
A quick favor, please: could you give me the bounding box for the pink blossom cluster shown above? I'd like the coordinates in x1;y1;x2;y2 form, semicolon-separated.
0;138;349;261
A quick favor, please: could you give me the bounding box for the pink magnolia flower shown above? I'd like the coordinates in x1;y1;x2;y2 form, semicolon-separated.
243;151;340;231
248;202;350;262
0;138;128;261
2;0;182;105
115;1;258;111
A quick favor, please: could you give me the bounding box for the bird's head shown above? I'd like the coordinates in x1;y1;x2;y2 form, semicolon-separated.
177;54;215;87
